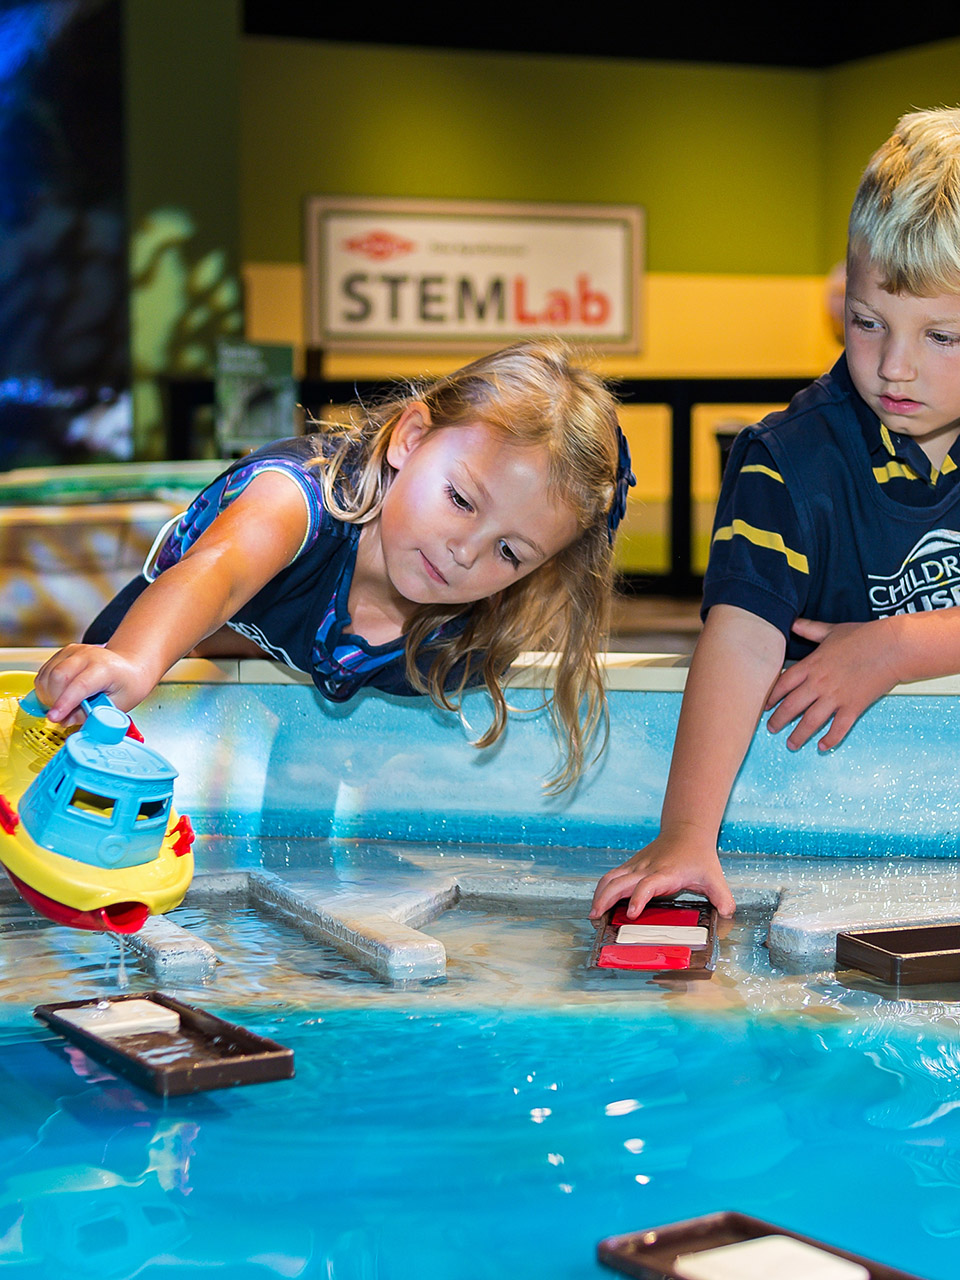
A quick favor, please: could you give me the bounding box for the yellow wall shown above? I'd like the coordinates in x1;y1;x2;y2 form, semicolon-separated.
243;263;841;380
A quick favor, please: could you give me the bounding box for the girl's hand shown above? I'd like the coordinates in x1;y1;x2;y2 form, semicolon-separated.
589;831;736;920
33;471;311;728
34;645;155;725
765;616;900;750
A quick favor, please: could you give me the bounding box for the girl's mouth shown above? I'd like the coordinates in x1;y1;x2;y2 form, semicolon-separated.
419;551;448;585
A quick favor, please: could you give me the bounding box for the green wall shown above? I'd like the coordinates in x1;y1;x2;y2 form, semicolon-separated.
238;36;960;278
239;40;825;275
122;19;960;292
124;0;244;455
823;38;960;266
125;0;242;251
121;16;960;452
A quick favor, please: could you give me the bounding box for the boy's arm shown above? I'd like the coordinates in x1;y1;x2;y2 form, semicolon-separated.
591;604;786;920
767;608;960;749
35;471;309;722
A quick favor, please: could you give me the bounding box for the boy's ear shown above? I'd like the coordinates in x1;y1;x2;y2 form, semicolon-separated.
386;402;432;469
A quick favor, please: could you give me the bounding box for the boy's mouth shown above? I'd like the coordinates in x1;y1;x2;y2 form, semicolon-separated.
419;551;448;585
880;393;923;415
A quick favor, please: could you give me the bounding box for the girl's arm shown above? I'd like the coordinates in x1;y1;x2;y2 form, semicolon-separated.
590;604;786;920
36;471;310;722
767;608;960;750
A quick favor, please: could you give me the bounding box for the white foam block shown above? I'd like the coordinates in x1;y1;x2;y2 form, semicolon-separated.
615;924;708;947
674;1235;869;1280
54;999;180;1039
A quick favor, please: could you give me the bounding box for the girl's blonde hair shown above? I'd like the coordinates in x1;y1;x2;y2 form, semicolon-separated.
849;107;960;294
310;338;624;792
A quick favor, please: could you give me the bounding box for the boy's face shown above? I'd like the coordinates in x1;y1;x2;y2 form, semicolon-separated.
845;256;960;468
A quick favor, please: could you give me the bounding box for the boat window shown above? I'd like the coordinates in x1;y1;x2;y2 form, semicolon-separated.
68;787;116;820
136;797;169;823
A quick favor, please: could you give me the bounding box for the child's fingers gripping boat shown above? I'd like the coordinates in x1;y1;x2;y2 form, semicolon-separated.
0;671;194;932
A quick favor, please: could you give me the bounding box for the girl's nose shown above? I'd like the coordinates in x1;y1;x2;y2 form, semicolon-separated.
448;536;478;569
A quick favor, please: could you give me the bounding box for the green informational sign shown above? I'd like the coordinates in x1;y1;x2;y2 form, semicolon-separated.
215;342;296;456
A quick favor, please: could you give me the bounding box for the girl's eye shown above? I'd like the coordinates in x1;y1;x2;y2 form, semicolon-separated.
446;483;473;512
929;330;960;347
498;540;520;568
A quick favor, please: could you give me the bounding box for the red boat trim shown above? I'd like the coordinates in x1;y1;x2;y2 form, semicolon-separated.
172;813;194;857
3;867;149;933
0;794;19;835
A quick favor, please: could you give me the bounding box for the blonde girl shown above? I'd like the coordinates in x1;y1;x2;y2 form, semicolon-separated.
36;339;633;790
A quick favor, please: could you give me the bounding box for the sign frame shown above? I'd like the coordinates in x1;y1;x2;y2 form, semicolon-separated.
304;195;644;355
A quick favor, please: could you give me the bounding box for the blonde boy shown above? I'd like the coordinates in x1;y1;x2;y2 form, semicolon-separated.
593;108;960;920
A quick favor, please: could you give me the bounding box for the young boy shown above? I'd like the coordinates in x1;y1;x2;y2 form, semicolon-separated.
592;107;960;922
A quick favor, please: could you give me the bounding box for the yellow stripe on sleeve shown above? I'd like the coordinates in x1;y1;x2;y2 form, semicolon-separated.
712;519;810;573
740;464;784;483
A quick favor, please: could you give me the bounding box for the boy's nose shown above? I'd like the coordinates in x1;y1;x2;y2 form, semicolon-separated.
878;338;916;383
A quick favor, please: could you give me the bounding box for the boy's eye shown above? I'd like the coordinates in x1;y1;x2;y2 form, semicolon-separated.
929;330;960;347
850;313;880;332
446;483;473;512
498;540;520;568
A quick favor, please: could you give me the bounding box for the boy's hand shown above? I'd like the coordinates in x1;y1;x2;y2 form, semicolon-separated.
34;644;154;726
589;831;736;920
765;616;900;750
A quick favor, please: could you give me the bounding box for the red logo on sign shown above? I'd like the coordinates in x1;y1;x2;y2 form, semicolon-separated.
344;230;416;261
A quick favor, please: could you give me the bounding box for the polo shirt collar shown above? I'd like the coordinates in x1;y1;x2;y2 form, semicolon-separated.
838;355;960;486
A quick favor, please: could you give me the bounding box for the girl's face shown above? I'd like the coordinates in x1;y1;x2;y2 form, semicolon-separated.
376;408;579;606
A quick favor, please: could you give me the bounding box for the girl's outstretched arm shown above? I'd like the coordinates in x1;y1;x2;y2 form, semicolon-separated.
766;609;960;750
590;604;786;920
35;471;310;723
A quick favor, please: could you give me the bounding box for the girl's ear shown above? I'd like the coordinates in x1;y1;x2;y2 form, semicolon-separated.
386;402;432;469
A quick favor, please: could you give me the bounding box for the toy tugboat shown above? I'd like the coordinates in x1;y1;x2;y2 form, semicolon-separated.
0;671;194;932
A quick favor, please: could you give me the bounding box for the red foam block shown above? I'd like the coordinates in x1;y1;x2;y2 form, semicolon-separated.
611;904;701;927
597;944;692;971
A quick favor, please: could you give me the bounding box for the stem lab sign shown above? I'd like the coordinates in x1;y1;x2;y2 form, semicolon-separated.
305;197;643;353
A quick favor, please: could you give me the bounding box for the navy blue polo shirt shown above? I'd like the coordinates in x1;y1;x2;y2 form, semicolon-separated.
702;355;960;659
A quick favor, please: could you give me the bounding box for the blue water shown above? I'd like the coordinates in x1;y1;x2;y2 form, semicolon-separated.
2;1006;957;1279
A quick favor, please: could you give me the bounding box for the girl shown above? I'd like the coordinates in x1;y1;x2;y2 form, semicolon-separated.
35;339;633;791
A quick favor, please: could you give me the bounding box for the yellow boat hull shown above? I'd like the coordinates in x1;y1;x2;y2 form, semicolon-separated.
0;671;193;930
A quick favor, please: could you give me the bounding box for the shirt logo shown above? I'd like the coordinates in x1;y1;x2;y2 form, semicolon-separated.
868;529;960;615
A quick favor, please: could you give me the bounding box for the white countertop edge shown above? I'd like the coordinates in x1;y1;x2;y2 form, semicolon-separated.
3;646;960;696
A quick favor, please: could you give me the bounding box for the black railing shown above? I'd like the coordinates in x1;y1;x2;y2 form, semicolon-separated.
167;373;811;595
610;377;809;593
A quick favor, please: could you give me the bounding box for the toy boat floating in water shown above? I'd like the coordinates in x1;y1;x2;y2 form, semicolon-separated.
0;671;194;932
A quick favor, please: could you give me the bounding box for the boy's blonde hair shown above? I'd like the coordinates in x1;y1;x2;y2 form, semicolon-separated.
311;338;623;792
849;107;960;294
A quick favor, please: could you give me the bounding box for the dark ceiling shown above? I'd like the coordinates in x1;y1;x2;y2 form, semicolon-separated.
242;4;960;70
